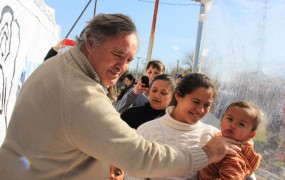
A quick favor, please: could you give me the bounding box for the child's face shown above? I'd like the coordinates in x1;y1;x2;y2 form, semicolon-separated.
146;65;163;83
109;165;125;180
173;87;214;124
220;106;256;142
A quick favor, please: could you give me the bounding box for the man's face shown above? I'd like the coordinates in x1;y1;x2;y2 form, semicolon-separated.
86;33;138;87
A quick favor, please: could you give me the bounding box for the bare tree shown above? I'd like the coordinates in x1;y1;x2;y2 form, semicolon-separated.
182;50;195;71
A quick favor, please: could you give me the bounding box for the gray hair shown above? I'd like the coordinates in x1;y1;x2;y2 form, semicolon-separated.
76;13;139;48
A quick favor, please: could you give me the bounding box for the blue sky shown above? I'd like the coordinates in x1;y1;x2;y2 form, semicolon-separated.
44;0;201;70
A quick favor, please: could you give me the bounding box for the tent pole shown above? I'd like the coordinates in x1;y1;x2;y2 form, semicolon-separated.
65;0;93;38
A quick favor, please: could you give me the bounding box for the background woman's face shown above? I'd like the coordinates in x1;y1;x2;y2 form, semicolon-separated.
149;80;173;110
124;77;132;87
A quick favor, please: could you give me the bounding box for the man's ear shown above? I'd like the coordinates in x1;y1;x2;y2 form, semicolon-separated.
86;38;94;51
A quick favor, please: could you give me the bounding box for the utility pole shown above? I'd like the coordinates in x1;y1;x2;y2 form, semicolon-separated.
192;0;211;73
135;57;141;80
192;3;205;73
146;0;159;63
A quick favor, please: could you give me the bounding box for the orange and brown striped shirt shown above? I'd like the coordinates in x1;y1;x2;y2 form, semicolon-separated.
199;133;261;180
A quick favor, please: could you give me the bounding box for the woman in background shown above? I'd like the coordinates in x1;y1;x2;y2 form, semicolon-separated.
117;74;136;101
121;74;176;129
116;60;165;114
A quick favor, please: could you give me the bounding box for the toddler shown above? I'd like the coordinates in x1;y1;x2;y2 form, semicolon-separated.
199;100;263;180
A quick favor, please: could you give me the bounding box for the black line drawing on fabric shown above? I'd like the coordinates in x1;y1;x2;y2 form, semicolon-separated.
0;5;20;129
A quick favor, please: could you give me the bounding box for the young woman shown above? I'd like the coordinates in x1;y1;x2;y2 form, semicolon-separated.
117;74;136;101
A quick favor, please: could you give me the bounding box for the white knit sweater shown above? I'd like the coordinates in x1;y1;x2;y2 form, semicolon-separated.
126;106;219;180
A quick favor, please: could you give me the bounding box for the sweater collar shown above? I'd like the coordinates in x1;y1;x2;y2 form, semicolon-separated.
162;106;202;131
67;47;108;94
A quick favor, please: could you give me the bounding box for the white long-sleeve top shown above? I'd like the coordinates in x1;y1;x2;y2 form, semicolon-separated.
126;106;219;180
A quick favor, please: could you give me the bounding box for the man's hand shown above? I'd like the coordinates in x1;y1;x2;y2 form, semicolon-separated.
202;136;241;164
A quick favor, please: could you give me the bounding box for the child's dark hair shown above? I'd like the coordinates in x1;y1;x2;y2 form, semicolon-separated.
146;60;165;73
223;100;263;131
170;73;217;106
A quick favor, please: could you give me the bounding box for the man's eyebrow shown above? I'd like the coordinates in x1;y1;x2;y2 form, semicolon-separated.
111;51;123;55
111;51;128;56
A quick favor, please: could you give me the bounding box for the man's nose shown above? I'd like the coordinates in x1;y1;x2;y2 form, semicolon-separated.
109;173;115;179
116;60;128;72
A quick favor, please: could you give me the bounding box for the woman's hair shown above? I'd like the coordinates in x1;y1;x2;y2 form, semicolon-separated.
223;100;263;131
76;13;139;48
170;73;217;106
125;74;135;84
146;60;165;73
150;74;176;93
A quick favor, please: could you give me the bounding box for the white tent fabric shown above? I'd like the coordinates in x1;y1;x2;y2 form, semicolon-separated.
0;0;60;146
0;0;284;179
200;0;285;179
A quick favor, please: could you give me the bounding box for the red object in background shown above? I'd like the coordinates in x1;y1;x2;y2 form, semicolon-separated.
64;38;75;46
